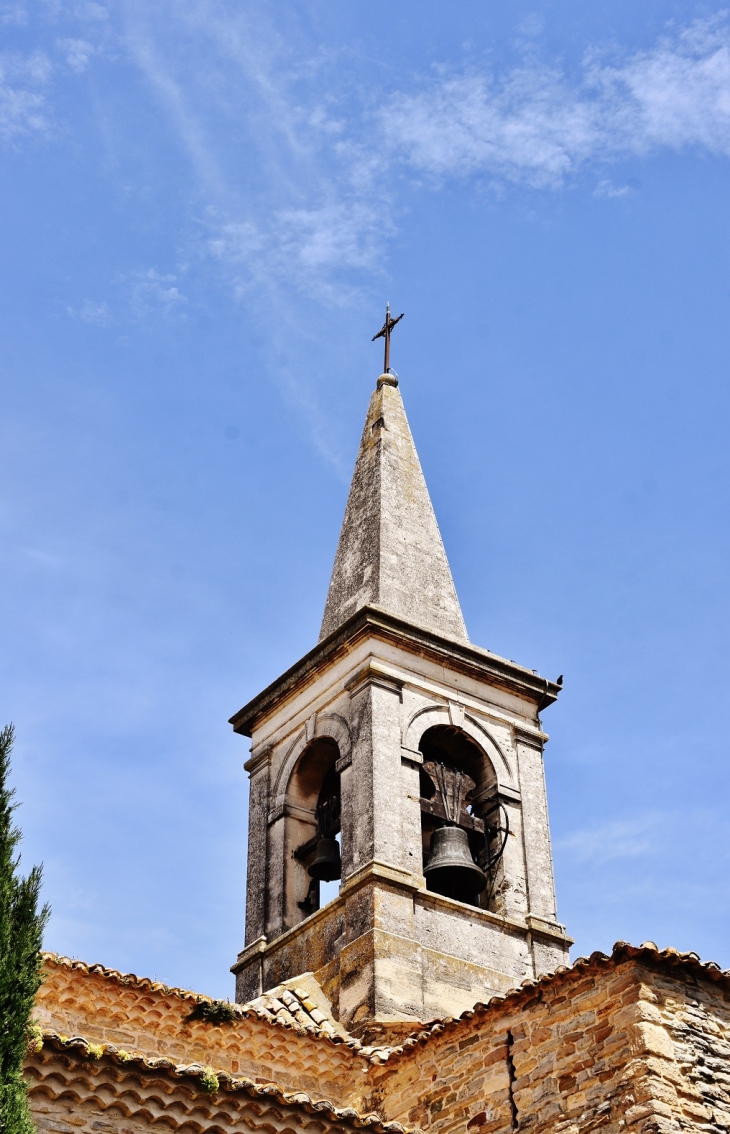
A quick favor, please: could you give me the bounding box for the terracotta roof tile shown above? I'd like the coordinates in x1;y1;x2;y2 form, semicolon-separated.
32;1031;414;1133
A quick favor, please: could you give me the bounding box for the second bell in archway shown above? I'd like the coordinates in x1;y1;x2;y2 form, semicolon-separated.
308;837;341;882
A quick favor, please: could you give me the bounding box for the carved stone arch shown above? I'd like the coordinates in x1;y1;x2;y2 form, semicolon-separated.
463;713;515;787
402;704;451;749
270;727;308;819
402;703;514;788
270;712;351;818
314;713;351;760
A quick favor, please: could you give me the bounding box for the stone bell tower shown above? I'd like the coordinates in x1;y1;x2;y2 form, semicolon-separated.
230;368;571;1040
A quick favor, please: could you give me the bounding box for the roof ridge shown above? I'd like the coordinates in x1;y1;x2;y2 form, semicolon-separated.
33;1031;414;1133
42;952;206;1001
378;940;730;1060
42;940;726;1067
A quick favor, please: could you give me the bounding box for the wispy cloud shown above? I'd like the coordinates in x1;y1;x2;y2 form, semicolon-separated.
1;3;28;27
207;200;387;303
119;9;730;300
8;8;730;317
128;269;188;319
0;50;52;140
57;36;95;72
383;16;730;188
67;299;111;325
556;812;668;866
593;178;634;199
122;6;390;303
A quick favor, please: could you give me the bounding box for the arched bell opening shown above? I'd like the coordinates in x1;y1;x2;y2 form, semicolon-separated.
418;725;508;911
285;736;342;925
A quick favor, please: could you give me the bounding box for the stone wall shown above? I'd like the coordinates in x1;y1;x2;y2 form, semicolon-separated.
366;944;730;1134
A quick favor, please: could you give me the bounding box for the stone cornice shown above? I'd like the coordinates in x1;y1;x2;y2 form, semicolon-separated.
243;745;272;776
229;606;561;738
513;724;549;751
230;861;572;979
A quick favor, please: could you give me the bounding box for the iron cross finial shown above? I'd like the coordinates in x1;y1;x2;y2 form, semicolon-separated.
372;302;404;374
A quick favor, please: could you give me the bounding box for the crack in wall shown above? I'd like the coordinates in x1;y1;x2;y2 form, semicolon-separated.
506;1030;518;1129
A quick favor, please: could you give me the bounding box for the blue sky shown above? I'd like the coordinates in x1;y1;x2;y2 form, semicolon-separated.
2;0;729;998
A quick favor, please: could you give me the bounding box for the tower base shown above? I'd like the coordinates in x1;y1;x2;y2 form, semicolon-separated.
232;862;571;1038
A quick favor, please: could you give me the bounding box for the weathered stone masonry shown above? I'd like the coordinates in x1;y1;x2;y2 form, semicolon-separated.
26;943;730;1134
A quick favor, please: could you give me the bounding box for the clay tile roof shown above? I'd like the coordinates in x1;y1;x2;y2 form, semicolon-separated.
244;985;340;1037
35;1031;414;1134
41;953;390;1059
44;940;726;1069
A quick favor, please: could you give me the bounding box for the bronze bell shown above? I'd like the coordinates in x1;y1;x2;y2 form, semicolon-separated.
308;837;341;882
424;826;487;902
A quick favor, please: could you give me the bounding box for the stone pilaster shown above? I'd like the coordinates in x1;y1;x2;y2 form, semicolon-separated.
513;726;558;923
243;746;271;947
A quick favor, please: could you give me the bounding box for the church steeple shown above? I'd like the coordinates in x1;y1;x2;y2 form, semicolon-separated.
320;373;467;642
230;351;569;1042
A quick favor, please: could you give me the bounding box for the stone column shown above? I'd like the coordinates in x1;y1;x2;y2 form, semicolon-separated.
264;810;286;940
342;676;375;877
497;791;530;919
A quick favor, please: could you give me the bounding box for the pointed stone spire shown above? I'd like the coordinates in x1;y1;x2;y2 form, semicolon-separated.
320;374;468;642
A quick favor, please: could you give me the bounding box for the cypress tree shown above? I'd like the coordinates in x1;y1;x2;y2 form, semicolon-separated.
0;724;50;1134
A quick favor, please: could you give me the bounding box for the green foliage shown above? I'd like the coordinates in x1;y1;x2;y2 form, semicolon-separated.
186;999;238;1026
197;1067;219;1095
0;724;50;1134
25;1027;42;1057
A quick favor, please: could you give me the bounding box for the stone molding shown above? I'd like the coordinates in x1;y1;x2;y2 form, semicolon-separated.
414;887;553;941
525;913;572;943
497;783;522;805
267;800;318;827
513;724;549;751
233;861;427;973
340;858;425;896
231;934;267;975
232;861;574;977
344;660;404;700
